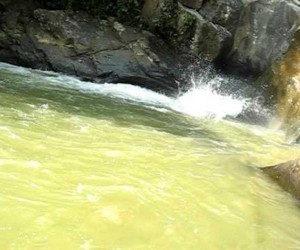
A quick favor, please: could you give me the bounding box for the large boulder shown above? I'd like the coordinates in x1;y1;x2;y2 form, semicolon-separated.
199;0;243;33
142;0;240;63
178;4;233;62
0;9;181;93
263;158;300;201
226;0;300;76
141;0;179;41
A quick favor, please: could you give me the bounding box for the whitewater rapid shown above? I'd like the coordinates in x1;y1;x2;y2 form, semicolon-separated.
0;62;246;119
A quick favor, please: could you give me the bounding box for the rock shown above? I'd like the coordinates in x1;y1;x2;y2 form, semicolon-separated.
192;16;232;61
178;4;233;62
226;0;300;76
0;9;181;93
263;158;300;201
142;1;235;63
0;0;39;12
269;29;300;136
199;0;243;33
142;0;165;19
141;0;179;40
179;0;203;10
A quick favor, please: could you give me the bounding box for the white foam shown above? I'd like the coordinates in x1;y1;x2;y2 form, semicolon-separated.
172;86;245;119
0;62;246;119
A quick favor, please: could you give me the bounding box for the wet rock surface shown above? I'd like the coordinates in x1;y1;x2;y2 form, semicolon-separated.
0;9;182;93
199;0;243;33
263;159;300;201
226;0;300;76
1;0;300;94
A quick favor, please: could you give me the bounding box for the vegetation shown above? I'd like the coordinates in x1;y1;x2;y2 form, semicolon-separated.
177;11;196;37
39;0;144;24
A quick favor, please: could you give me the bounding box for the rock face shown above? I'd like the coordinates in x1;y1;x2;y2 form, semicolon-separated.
142;0;164;19
226;0;300;76
269;29;300;138
179;5;233;62
141;0;300;79
199;0;243;33
142;1;236;62
1;0;300;92
141;0;179;39
263;159;300;201
141;0;246;64
0;9;181;92
179;0;203;9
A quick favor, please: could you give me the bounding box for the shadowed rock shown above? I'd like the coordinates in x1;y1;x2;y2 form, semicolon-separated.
179;0;203;9
0;8;182;93
178;3;233;62
199;0;243;33
263;159;300;200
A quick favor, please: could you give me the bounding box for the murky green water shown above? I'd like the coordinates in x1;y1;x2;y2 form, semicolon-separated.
1;63;300;249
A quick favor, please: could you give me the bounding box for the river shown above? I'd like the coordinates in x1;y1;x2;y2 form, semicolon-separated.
1;62;300;249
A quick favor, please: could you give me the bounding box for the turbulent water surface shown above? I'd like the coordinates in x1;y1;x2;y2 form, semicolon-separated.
1;63;300;249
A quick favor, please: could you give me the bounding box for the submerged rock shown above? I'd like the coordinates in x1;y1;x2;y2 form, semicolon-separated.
0;9;181;93
263;159;300;201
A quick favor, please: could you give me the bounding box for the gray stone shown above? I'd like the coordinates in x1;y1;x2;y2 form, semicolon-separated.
0;9;182;93
141;0;178;35
226;0;300;76
178;4;233;62
199;0;243;33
